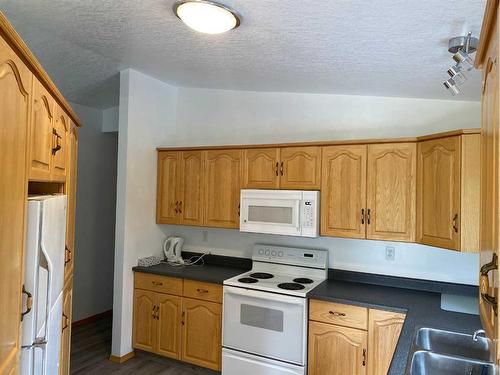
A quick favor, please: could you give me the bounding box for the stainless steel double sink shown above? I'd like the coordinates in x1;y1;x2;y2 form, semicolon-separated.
406;327;495;375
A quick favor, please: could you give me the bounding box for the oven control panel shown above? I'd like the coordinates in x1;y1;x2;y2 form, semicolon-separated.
252;244;328;269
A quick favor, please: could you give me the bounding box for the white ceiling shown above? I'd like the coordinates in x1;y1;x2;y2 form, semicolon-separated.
0;0;486;108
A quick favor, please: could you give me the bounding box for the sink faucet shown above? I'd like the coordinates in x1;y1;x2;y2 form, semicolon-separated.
472;329;486;341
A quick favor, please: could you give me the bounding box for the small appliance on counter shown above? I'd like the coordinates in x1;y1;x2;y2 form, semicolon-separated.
163;236;185;264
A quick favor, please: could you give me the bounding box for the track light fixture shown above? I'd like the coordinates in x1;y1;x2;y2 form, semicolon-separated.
443;32;478;96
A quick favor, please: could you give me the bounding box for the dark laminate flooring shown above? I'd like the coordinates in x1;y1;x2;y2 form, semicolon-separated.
70;316;219;375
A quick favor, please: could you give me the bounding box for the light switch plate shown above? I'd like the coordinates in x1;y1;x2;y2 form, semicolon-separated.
385;246;395;261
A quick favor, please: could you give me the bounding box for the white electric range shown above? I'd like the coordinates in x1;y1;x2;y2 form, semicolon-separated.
222;244;328;375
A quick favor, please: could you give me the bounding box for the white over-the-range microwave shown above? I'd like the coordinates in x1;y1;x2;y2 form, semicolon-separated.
239;189;320;237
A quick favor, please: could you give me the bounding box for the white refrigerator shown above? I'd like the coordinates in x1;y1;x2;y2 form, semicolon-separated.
21;195;67;375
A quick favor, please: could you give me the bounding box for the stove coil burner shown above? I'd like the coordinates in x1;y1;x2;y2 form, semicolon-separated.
278;282;305;290
293;278;314;284
238;277;259;283
249;272;274;279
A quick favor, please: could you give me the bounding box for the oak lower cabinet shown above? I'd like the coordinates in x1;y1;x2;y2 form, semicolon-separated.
132;273;222;371
59;280;73;375
308;299;405;375
321;143;416;242
416;134;480;252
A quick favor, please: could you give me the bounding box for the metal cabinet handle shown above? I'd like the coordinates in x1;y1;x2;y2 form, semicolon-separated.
178;201;182;214
52;128;61;155
275;162;279;176
181;310;185;325
64;245;72;265
361;209;365;224
280;162;284;176
21;285;32;321
328;311;346;317
367;209;371;225
152;281;163;286
62;312;69;331
362;348;367;366
196;288;209;294
452;213;459;233
237;204;240;217
174;201;179;213
480;253;498;315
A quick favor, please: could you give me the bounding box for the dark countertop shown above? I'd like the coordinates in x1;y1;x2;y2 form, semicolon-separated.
308;279;482;375
133;262;248;285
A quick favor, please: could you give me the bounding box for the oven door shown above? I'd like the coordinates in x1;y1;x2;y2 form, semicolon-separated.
222;286;307;365
240;191;302;236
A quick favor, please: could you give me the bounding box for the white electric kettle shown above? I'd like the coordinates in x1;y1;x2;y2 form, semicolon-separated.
163;237;185;264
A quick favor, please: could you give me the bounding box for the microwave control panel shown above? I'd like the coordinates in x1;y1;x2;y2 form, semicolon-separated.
301;200;314;228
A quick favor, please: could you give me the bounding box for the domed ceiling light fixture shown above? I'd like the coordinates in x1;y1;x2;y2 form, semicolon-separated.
173;0;240;34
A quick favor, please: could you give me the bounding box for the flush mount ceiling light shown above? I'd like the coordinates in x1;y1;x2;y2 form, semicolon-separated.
442;32;479;96
173;0;240;34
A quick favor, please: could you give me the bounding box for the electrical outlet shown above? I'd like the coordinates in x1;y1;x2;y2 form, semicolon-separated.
385;246;395;261
202;230;208;242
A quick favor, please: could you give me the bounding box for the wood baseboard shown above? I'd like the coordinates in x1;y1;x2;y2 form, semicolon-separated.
109;351;135;363
72;309;113;328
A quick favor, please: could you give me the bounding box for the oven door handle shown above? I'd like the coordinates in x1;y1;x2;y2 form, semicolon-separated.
223;285;306;305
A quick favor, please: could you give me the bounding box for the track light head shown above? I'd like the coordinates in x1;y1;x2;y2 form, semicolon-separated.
443;78;460;96
447;65;467;86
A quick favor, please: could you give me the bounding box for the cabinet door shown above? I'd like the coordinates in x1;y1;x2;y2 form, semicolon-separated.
28;78;54;181
367;310;405;375
51;105;69;181
179;151;204;226
156;151;180;224
156;294;182;359
308;321;367;375
0;35;32;373
366;143;416;242
181;298;222;371
64;124;78;282
321;145;367;239
417;136;461;250
242;148;279;189
204;149;242;228
478;14;500;355
59;281;73;375
132;289;156;352
280;146;321;189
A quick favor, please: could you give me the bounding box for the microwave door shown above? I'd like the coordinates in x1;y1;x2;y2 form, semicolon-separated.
241;198;301;236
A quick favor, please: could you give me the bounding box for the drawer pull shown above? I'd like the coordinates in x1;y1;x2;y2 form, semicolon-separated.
329;311;346;317
196;288;209;294
362;348;366;366
152;281;164;286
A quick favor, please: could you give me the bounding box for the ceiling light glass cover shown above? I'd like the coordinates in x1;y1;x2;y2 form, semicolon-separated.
174;0;240;34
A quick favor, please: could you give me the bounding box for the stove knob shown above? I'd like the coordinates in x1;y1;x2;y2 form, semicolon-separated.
271;250;277;256
259;249;264;255
265;250;270;256
278;251;283;257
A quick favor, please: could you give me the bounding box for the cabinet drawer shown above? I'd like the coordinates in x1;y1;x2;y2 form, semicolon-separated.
134;273;183;295
309;299;368;330
183;279;222;303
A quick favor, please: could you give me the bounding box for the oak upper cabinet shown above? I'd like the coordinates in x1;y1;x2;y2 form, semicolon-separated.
64;123;78;281
367;310;405;375
51;104;69;181
0;33;32;374
181;298;222;371
204;149;242;228
242;148;280;188
417;134;480;251
156;294;182;359
28;78;54;181
366;143;416;242
133;289;156;352
59;280;73;375
179;151;205;225
308;321;368;375
321;145;367;239
280;146;321;189
157;151;180;224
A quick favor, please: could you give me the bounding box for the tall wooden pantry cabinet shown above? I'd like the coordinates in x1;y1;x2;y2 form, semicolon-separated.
0;11;81;374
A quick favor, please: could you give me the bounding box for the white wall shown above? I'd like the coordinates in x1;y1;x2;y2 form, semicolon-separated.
112;79;481;356
176;87;480;145
70;102;117;321
102;105;119;132
112;69;178;356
